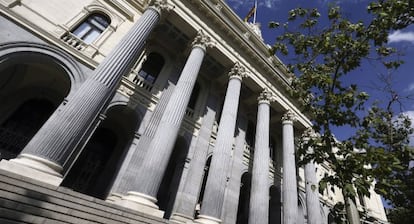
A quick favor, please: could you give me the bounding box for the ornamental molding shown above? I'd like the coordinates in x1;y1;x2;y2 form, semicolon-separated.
228;62;249;80
149;0;174;13
191;30;215;50
301;127;318;142
281;110;296;123
257;88;274;104
0;0;20;8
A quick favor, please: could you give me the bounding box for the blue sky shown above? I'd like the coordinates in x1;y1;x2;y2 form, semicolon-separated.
226;0;414;142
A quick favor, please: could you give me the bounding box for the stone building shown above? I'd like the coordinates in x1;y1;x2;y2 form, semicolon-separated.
0;0;388;223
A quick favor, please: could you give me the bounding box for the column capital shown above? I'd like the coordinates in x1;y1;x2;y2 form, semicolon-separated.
192;30;215;51
148;0;174;13
302;127;316;140
257;89;274;105
228;62;249;81
301;127;318;153
282;110;296;123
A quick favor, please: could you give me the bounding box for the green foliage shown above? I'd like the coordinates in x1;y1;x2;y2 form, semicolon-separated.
269;0;414;222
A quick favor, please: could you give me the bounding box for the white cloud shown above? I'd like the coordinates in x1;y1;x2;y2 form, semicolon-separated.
388;30;414;43
404;83;414;92
402;111;414;145
261;0;281;8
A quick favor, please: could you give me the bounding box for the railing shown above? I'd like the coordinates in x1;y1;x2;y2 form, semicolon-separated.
61;32;88;51
132;74;154;92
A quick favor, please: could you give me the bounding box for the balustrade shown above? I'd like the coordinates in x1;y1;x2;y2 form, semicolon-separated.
61;32;88;51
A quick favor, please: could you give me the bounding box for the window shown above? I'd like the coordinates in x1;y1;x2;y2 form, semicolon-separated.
135;53;165;84
72;13;110;44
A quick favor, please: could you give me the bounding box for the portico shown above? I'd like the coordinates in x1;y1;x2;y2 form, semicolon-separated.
0;0;334;224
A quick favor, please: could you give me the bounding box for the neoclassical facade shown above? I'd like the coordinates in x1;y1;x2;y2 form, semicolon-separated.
0;0;388;223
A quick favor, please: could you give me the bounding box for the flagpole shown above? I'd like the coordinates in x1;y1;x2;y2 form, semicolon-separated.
253;0;257;24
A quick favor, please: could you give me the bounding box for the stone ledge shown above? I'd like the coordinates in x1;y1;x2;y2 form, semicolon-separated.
0;169;169;224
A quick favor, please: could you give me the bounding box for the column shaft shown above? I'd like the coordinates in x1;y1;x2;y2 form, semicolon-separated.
199;74;243;220
305;161;322;224
16;6;163;173
249;100;270;224
131;45;206;198
222;117;247;224
172;94;218;219
282;113;298;224
111;81;176;194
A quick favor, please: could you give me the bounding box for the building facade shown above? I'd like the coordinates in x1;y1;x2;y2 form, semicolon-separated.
0;0;388;223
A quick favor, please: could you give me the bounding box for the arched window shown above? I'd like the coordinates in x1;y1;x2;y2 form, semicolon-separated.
196;156;212;217
236;172;252;224
72;13;110;44
135;52;165;84
269;186;282;224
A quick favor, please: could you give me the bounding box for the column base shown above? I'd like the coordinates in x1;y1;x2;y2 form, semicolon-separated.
105;192;123;203
170;212;195;224
115;191;164;218
194;215;221;224
0;154;63;186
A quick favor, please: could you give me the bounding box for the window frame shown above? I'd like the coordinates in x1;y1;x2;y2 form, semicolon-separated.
71;13;111;45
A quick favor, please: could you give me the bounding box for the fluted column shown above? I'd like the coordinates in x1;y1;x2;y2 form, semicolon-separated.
170;94;218;223
117;31;214;214
221;116;247;224
282;110;298;224
249;90;273;224
195;63;248;224
0;0;171;186
302;129;323;224
109;79;177;196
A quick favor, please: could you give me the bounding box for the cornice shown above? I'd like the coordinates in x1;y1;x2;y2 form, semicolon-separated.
182;0;311;127
194;1;293;84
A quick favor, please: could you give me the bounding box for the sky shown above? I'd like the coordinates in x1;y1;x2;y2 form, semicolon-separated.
226;0;414;142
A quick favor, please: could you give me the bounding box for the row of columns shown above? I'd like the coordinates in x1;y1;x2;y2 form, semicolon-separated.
0;0;323;223
0;0;171;185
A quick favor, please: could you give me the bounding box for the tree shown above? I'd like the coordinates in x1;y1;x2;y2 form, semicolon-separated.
268;0;414;223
